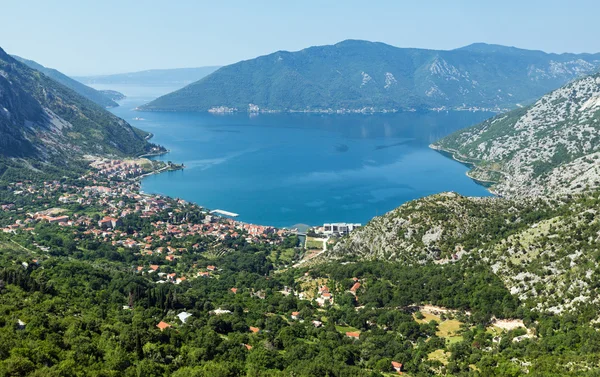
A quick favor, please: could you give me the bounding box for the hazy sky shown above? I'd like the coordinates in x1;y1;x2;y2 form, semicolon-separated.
2;0;599;75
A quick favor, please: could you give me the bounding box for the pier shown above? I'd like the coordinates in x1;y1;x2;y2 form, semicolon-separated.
211;209;239;217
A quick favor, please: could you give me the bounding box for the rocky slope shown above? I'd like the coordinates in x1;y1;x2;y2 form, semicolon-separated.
140;40;600;112
13;55;119;108
433;73;600;197
0;47;158;162
329;191;600;316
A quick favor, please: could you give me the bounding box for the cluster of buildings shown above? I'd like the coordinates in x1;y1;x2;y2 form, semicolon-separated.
1;159;295;267
89;159;145;180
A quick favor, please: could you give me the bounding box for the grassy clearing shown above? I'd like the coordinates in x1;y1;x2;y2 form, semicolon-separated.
268;247;297;264
437;319;462;337
428;349;450;365
305;237;324;250
335;325;360;334
414;311;441;324
413;312;464;344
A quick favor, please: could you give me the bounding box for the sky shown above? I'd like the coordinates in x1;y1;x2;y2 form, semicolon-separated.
2;0;599;76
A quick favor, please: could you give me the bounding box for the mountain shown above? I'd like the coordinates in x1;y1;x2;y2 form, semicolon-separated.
74;66;221;86
140;40;600;113
327;71;600;319
433;73;600;197
98;89;126;101
0;47;159;164
12;56;120;108
329;191;600;317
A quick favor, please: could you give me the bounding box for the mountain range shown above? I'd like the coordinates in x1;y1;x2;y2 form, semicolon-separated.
140;40;600;113
74;66;221;86
0;47;159;166
12;55;121;108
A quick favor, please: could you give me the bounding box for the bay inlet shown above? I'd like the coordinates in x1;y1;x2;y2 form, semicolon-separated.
98;84;494;228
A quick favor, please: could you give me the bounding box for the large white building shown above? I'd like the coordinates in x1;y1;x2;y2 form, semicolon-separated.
322;223;361;235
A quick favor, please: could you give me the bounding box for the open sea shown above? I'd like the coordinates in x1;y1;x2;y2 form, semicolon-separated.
96;84;493;228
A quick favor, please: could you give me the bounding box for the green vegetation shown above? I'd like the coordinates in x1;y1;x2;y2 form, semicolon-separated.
13;55;120;108
433;73;600;197
141;40;600;112
0;46;162;164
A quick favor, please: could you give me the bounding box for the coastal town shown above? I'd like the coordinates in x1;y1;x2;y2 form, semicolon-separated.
0;157;301;277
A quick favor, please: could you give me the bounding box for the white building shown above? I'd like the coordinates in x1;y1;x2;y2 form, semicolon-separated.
322;223;361;235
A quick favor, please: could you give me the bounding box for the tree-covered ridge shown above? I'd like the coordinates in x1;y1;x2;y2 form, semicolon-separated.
12;55;120;108
0;47;161;162
433;73;600;197
140;40;600;113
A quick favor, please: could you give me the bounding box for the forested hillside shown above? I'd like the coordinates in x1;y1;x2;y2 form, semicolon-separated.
141;40;600;112
13;55;120;108
0;47;161;167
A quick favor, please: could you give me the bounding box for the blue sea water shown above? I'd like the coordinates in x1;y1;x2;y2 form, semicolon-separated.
98;84;493;228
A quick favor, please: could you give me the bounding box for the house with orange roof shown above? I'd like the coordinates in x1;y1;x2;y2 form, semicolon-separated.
149;265;159;272
391;361;403;374
156;321;171;331
291;311;300;320
249;326;260;334
231;287;238;294
346;332;360;339
350;282;361;294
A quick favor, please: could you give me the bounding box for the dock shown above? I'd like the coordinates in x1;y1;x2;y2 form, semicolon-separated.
211;209;239;217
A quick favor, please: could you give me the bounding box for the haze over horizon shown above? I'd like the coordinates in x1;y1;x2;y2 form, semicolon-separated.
2;0;600;76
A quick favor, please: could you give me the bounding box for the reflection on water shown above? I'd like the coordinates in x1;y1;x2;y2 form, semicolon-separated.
101;84;494;227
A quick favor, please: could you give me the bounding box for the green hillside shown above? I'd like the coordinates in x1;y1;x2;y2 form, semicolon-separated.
140;40;600;112
0;47;161;165
13;55;119;108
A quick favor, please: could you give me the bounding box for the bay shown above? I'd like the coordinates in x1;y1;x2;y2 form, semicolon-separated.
97;84;493;228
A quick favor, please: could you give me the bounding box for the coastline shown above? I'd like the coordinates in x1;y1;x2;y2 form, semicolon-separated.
430;143;502;195
135;106;507;115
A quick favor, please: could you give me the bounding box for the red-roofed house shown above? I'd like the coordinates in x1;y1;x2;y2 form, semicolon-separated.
346;332;360;339
157;321;171;331
231;287;238;294
350;282;361;294
249;326;260;334
391;361;403;374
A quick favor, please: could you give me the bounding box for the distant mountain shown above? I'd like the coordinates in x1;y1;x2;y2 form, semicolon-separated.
12;55;120;108
140;40;600;113
74;66;221;86
99;89;126;101
0;47;160;164
433;72;600;197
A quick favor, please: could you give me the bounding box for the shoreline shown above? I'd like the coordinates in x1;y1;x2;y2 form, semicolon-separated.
135;107;507;115
430;143;502;195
